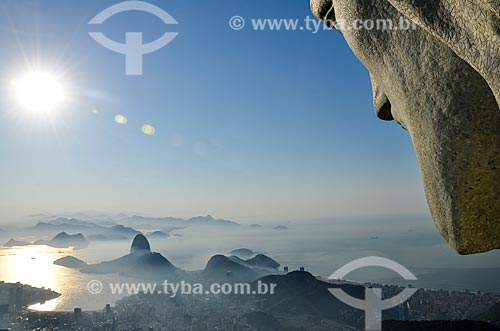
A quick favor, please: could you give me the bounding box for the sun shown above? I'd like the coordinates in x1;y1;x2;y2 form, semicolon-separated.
12;71;66;114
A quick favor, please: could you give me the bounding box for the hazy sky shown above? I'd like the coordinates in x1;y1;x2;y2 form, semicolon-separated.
0;0;428;222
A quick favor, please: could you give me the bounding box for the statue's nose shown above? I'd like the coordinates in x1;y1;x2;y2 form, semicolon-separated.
371;77;394;121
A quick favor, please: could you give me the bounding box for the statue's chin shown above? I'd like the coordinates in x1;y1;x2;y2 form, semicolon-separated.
406;89;500;255
416;140;500;254
369;53;500;254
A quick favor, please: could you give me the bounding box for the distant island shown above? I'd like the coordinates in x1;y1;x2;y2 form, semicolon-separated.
35;232;89;249
4;232;89;250
147;231;169;239
4;239;31;247
273;225;288;231
53;256;88;269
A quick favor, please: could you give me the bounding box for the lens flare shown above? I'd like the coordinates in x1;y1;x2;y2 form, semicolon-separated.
142;124;156;136
114;114;128;125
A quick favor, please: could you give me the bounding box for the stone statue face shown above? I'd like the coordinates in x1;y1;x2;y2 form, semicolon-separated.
311;0;500;254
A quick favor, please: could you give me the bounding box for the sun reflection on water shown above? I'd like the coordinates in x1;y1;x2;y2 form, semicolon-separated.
0;242;137;312
29;297;61;311
0;245;73;311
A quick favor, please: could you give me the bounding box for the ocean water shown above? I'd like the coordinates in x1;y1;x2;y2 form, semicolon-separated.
1;215;499;311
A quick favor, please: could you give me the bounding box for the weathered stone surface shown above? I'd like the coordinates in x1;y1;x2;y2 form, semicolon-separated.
311;0;500;254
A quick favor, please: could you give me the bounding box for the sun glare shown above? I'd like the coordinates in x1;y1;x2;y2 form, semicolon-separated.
13;71;65;114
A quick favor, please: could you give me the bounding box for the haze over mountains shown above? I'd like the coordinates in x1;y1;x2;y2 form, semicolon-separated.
55;234;281;282
4;214;500;319
33;214;241;230
0;214;292;255
33;214;239;236
0;214;251;247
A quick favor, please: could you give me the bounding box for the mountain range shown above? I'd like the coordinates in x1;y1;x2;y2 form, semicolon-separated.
121;214;240;228
4;215;241;245
31;215;238;237
54;235;280;282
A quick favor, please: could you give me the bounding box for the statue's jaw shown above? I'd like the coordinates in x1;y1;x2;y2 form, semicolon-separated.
408;97;500;255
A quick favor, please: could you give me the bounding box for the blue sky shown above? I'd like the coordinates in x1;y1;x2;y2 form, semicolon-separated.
0;0;428;222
